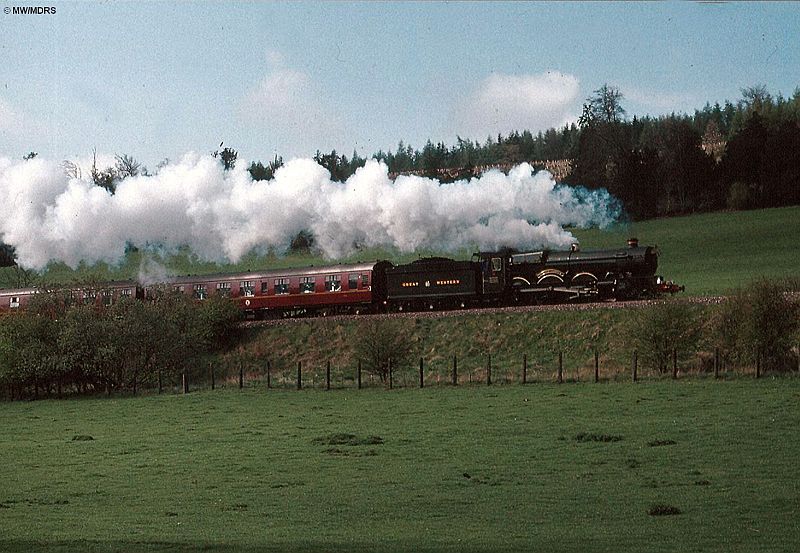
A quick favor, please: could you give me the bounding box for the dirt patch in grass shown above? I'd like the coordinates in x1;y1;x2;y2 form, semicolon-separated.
648;504;682;516
312;433;384;446
323;447;379;457
648;439;677;447
574;432;623;443
71;435;94;441
626;457;641;469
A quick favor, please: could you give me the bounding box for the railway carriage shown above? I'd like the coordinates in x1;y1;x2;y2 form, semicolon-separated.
0;280;142;314
160;261;392;318
0;287;35;312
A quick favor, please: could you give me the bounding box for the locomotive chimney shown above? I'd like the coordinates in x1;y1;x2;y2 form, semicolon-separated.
627;237;639;248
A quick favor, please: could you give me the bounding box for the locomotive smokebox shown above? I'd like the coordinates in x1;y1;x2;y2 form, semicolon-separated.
627;237;639;248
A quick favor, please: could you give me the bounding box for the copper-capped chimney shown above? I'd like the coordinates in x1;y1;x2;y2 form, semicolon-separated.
627;237;639;248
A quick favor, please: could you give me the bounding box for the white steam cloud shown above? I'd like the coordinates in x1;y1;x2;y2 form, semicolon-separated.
0;154;619;270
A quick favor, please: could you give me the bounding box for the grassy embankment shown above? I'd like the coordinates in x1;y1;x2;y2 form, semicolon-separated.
3;206;797;383
1;380;799;553
231;206;799;384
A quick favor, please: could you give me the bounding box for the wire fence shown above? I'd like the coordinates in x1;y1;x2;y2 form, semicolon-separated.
175;347;800;394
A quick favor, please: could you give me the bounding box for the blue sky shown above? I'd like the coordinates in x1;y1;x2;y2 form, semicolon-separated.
1;1;798;168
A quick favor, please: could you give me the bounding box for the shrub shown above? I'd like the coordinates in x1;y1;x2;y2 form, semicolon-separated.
628;300;701;374
354;320;412;382
712;279;799;372
726;181;753;210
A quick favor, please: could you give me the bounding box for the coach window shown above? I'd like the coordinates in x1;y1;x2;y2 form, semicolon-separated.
274;278;289;295
10;297;20;309
492;257;502;273
325;274;341;292
193;284;206;300
122;288;132;297
216;282;231;297
348;274;358;290
84;290;97;302
261;281;269;294
173;285;185;294
361;274;369;287
300;276;315;293
240;281;255;297
102;290;113;306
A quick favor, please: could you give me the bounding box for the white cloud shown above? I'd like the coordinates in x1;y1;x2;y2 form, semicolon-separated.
246;68;314;118
0;95;48;156
240;60;346;158
265;49;285;67
453;71;581;139
0;97;23;132
623;86;702;114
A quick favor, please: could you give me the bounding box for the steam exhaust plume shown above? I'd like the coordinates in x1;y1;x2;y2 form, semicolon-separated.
0;154;620;271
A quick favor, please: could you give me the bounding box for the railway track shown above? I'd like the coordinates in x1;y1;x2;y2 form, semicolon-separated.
239;294;730;328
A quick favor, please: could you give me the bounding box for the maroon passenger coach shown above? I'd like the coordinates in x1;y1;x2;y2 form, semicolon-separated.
158;261;392;318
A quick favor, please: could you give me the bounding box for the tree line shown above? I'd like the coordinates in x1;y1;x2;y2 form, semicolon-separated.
247;83;800;221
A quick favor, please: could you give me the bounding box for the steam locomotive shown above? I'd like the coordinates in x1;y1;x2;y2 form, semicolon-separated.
0;239;682;317
384;238;682;312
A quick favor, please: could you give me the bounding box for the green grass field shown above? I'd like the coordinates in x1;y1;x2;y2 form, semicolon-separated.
3;206;799;295
1;381;799;552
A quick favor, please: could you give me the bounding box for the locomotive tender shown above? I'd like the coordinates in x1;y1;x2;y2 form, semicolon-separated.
0;239;681;317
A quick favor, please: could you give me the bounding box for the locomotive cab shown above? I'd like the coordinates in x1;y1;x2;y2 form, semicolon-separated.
472;251;510;298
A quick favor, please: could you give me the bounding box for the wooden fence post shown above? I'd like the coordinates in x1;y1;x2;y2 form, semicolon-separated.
557;351;563;384
158;368;163;394
419;357;424;388
452;355;458;386
487;354;492;386
357;359;362;389
672;349;677;379
632;350;638;382
297;361;302;390
714;347;720;379
388;358;393;390
756;356;761;379
594;350;599;383
210;362;215;390
182;372;189;394
239;362;244;389
522;354;527;385
326;360;331;391
266;360;271;389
